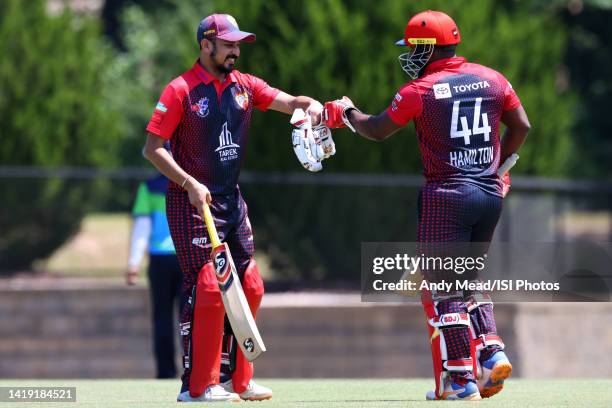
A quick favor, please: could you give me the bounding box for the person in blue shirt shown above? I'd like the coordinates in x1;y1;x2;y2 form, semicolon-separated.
126;173;183;379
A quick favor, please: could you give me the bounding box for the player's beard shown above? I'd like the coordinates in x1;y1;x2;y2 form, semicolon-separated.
216;56;237;74
210;42;238;74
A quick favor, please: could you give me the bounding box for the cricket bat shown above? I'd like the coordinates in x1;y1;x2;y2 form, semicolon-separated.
202;203;266;362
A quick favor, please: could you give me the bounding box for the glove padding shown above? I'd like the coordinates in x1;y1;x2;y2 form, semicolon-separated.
323;96;359;132
315;125;336;159
290;109;335;172
501;172;511;198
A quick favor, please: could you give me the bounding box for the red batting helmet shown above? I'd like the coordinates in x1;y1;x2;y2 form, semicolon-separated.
396;10;460;79
396;10;461;47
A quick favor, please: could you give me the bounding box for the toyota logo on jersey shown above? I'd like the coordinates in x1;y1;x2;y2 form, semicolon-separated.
433;83;452;99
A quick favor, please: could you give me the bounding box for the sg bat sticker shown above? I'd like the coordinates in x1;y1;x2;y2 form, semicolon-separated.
213;245;234;292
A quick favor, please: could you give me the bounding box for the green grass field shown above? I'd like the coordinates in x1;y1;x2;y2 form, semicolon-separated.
1;379;611;408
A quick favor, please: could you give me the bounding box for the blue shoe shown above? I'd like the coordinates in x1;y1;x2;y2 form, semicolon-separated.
478;350;512;398
426;379;481;400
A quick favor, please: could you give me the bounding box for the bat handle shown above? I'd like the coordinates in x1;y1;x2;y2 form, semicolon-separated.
497;153;519;177
203;203;222;248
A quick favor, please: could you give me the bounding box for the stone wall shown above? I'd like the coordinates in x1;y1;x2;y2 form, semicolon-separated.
0;284;610;379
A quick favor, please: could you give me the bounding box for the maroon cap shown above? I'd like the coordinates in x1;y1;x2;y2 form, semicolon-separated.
197;14;256;44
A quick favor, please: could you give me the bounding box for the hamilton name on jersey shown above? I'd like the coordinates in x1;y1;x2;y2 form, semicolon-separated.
449;146;494;168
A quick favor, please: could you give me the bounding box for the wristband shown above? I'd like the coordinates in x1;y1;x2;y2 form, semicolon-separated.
181;176;191;189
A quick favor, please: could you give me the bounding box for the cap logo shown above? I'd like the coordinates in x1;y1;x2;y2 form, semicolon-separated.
226;15;239;29
203;29;216;36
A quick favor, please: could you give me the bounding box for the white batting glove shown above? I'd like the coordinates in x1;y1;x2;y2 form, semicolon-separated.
314;125;336;159
291;109;322;172
291;128;323;172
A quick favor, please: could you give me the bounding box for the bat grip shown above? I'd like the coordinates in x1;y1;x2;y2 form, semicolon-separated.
497;153;519;177
203;203;222;248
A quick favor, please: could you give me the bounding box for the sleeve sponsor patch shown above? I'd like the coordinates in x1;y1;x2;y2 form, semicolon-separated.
155;102;168;112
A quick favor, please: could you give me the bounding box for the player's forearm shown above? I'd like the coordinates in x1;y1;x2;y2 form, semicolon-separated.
144;134;192;187
290;96;318;112
291;96;323;125
347;110;394;142
500;106;530;162
269;93;323;124
270;94;317;115
500;128;527;163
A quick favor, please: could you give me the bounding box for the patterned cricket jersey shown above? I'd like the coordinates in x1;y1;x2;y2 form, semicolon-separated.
386;57;521;197
146;61;280;194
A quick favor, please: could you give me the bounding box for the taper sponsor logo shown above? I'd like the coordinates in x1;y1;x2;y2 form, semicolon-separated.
215;122;239;162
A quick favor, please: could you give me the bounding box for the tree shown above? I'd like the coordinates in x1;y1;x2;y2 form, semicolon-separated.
110;0;575;177
0;0;122;273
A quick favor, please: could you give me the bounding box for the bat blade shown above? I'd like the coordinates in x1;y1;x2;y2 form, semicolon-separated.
212;243;266;362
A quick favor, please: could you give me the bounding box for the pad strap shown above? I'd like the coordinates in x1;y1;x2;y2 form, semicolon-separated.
465;291;493;312
471;334;504;379
472;334;505;351
444;358;474;372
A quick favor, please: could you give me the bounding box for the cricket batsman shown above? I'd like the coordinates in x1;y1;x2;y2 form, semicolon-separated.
143;13;323;402
323;10;530;401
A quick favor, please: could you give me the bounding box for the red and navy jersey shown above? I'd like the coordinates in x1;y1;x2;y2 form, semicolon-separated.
386;57;521;197
146;61;280;194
